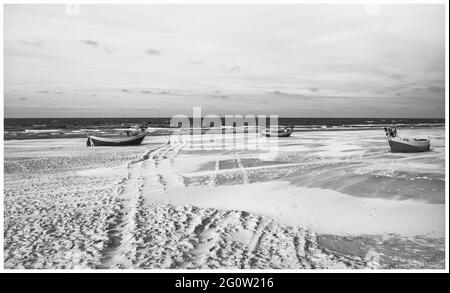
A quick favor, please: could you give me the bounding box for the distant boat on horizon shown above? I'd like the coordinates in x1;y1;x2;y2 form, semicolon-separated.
261;126;293;137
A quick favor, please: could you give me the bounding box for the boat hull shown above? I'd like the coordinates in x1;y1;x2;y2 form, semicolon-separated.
263;131;292;137
388;138;430;153
261;127;293;137
87;133;146;146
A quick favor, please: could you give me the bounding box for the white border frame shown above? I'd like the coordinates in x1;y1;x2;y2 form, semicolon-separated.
0;0;448;273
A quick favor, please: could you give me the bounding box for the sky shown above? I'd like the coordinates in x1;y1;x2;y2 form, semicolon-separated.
3;4;446;118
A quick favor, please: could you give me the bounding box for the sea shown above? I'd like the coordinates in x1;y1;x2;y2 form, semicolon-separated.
3;117;445;140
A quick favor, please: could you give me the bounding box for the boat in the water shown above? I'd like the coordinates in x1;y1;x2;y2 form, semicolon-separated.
86;132;146;146
261;126;293;137
384;126;430;153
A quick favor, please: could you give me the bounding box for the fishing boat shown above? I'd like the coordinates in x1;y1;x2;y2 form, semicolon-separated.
261;126;293;137
87;132;146;146
384;127;430;153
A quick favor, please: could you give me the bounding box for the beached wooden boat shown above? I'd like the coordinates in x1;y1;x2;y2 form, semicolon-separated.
86;132;146;146
388;137;430;153
384;127;430;153
261;126;293;137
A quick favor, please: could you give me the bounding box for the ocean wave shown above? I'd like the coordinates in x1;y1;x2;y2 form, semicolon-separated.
24;129;64;133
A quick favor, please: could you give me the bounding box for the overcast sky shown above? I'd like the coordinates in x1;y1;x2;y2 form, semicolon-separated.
4;4;445;118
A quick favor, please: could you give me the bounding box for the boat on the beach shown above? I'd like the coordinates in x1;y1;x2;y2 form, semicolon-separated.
261;126;294;137
384;126;430;153
86;132;146;146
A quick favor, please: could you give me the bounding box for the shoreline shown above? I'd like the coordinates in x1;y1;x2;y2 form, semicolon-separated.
3;125;445;140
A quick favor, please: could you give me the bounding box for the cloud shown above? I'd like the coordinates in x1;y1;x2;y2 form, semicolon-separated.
18;97;27;101
140;89;187;96
267;90;307;98
18;39;43;47
210;94;228;99
267;90;287;95
121;89;130;92
408;83;444;93
3;5;445;118
103;46;114;54
80;40;114;53
80;39;99;47
36;90;63;94
157;90;176;95
388;73;404;80
268;90;299;96
219;65;240;72
426;85;445;93
146;49;161;55
230;65;240;72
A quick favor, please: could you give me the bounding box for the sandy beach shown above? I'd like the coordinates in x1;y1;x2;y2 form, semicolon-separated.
4;127;445;269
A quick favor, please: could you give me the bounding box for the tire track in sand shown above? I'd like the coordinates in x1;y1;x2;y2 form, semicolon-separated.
97;161;143;268
98;142;169;269
151;136;186;193
209;158;220;186
243;217;271;268
100;136;370;269
235;153;250;184
187;210;235;268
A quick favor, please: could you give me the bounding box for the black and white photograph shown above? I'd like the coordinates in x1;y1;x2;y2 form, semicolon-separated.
1;0;448;275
